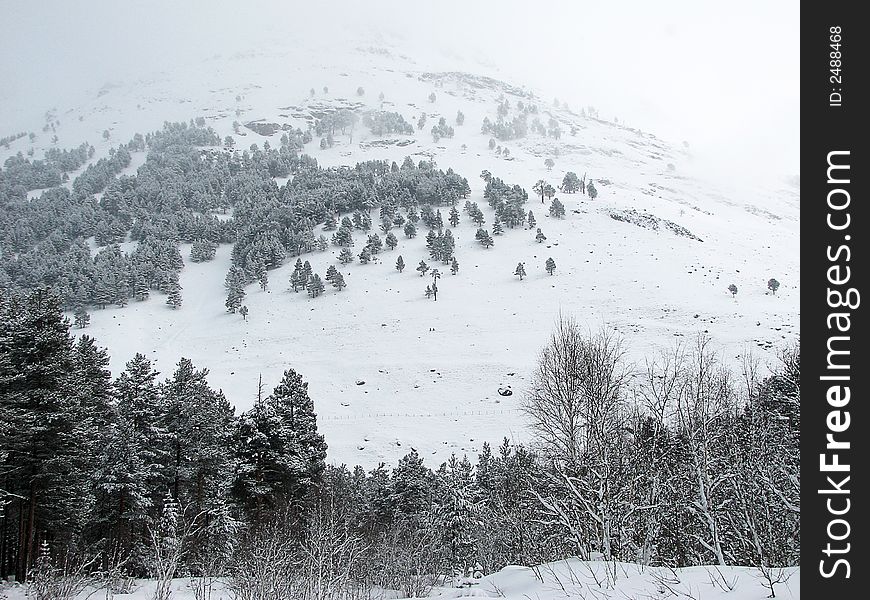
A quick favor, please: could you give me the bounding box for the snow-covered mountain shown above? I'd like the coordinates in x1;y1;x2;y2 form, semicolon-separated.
0;34;799;468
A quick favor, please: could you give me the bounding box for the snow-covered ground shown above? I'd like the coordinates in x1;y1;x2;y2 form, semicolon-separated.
0;560;801;600
1;34;799;468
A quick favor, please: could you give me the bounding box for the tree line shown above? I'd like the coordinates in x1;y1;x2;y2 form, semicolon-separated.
1;289;798;596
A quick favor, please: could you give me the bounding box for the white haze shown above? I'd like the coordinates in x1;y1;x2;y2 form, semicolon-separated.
1;0;799;187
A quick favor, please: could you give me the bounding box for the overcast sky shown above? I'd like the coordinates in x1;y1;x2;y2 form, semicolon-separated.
1;0;799;183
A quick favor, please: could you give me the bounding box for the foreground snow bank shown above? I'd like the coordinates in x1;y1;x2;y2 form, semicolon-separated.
0;559;799;600
460;559;800;600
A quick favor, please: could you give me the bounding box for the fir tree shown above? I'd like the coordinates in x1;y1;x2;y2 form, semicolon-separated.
224;266;245;313
365;233;383;255
325;265;338;284
545;257;556;275
290;258;306;291
549;198;566;219
396;255;406;273
561;171;581;193
166;282;183;309
587;181;598;199
338;247;354;265
475;228;494;248
308;275;325;297
73;305;90;329
255;262;268;291
449;206;460;227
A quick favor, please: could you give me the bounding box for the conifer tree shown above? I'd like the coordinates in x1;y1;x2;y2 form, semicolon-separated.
587;181;598;199
449;206;460;227
396;255;406;273
545;257;557;275
338;247;354;265
475;228;494;248
404;221;417;238
166;282;183;309
358;247;372;264
492;216;504;235
240;305;248;320
73;305;90;328
549;198;566;219
514;262;526;280
308;275;325;297
385;232;398;250
450;257;459;275
425;285;433;299
417;260;430;277
325;265;338;284
536;228;547;243
527;210;536;229
332;272;346;291
224;266;245;313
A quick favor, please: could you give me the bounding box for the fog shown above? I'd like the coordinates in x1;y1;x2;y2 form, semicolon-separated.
1;0;799;185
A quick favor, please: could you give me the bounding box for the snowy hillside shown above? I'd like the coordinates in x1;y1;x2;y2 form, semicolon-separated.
0;34;799;468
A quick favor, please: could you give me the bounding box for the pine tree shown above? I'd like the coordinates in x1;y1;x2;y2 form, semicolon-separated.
417;260;430;277
73;305;90;328
325;265;338;284
240;305;248;320
308;274;325;297
396;255;406;273
290;258;306;291
549;198;566;219
358;247;372;264
385;231;398;250
768;278;780;295
728;283;738;297
426;230;440;260
331;225;354;247
338;247;354;265
365;233;383;255
404;221;417;238
166;282;183;309
587;181;598;199
533;179;547;203
302;261;313;284
475;228;494;248
449;206;460;227
545;257;557;275
332;272;346;291
224;266;245;313
317;235;329;251
425;285;433;299
440;229;455;263
544;158;555;170
450;257;459;275
527;210;536;229
514;262;526;280
536;228;547;243
434;210;444;230
492;216;504;235
561;171;581;193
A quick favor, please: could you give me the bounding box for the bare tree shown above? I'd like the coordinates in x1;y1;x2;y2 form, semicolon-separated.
523;318;634;559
